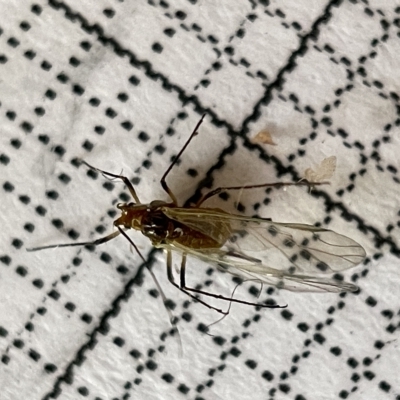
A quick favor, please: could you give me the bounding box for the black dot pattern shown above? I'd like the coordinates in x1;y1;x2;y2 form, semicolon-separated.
0;1;398;400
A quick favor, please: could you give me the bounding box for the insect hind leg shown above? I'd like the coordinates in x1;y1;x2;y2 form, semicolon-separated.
166;250;229;315
177;253;285;311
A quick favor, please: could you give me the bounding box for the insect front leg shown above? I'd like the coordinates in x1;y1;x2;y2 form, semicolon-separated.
81;160;141;204
27;229;121;252
166;250;229;315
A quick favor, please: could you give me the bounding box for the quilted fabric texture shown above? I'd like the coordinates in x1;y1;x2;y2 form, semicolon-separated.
0;1;399;399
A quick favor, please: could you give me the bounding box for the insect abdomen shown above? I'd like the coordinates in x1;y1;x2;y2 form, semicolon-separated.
172;226;222;249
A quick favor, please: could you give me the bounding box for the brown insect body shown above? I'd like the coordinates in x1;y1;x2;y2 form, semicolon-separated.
27;115;366;315
116;201;230;249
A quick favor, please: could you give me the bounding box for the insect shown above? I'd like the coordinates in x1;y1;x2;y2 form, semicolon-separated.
28;115;366;314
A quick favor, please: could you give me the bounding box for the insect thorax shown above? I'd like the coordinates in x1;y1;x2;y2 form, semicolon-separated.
140;208;177;243
143;211;224;250
115;201;223;249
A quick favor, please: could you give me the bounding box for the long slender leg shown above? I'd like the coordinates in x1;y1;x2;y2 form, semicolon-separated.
196;180;328;207
167;250;229;315
117;228;179;327
116;226;147;263
178;253;285;310
179;253;187;288
116;228;181;333
81;160;141;204
160;114;206;205
26;230;121;252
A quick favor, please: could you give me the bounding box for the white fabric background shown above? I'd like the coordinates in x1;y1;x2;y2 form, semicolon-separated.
0;1;399;399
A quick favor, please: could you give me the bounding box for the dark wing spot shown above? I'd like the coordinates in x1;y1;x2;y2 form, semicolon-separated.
301;238;310;246
300;250;312;261
237;229;248;238
268;226;278;237
283;239;295;248
312;233;321;242
316;262;329;272
276;280;285;289
229;235;239;244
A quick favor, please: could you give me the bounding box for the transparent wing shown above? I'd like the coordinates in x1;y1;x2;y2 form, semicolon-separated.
161;207;366;293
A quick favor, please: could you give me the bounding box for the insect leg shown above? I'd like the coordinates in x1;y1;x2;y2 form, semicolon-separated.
112;229;228;316
160;114;206;205
179;255;285;310
27;230;121;252
166;250;229;315
80;160;141;204
196;180;327;206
